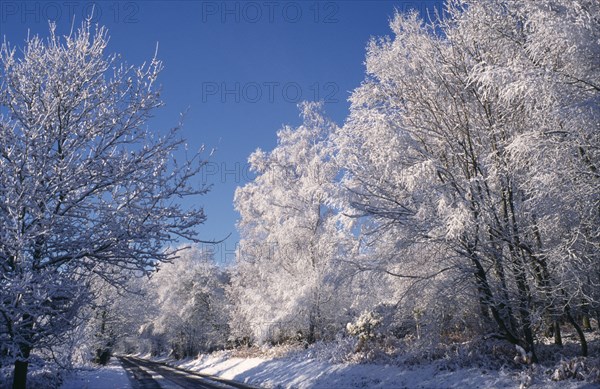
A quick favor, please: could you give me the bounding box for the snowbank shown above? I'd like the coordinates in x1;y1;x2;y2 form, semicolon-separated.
60;359;131;389
164;351;589;389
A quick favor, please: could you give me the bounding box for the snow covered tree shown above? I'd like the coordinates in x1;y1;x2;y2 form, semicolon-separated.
232;103;354;344
81;277;153;365
334;0;599;360
463;0;600;344
0;22;208;388
434;0;600;356
141;247;230;358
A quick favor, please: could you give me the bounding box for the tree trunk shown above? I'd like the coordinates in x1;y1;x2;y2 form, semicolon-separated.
509;251;537;362
566;306;588;357
554;320;562;346
12;313;34;389
12;344;31;389
307;315;316;344
470;256;519;345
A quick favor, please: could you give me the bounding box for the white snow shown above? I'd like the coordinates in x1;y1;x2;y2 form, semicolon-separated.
157;352;592;389
60;360;131;389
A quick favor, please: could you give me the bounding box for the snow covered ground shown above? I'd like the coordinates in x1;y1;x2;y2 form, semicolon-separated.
176;354;512;388
151;349;597;389
60;359;131;389
57;337;600;389
52;349;600;389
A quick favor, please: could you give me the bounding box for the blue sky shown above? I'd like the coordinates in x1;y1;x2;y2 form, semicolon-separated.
0;0;442;264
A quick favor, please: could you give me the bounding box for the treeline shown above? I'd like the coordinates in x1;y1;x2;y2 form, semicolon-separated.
230;0;600;363
96;0;600;363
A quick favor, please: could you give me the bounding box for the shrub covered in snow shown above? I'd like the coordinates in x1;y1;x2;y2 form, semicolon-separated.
550;357;600;382
346;311;383;343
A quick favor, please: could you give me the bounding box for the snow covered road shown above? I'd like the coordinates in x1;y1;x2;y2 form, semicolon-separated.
119;356;260;389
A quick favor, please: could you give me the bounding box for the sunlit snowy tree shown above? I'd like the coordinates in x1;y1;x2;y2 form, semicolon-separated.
334;0;599;360
143;247;230;357
232;103;354;344
0;22;208;388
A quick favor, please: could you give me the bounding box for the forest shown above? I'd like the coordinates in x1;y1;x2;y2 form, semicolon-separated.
0;0;599;388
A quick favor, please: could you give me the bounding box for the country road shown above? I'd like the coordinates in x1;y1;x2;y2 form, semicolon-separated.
118;356;260;389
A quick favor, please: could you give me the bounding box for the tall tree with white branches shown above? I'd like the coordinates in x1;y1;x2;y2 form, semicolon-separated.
232;103;353;344
334;0;599;360
0;22;208;388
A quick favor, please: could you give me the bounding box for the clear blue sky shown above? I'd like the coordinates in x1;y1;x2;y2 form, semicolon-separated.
0;0;442;264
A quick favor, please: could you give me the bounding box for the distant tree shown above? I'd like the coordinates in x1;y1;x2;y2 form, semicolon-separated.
82;277;153;365
0;22;208;388
144;247;230;358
